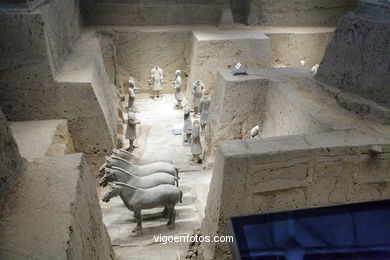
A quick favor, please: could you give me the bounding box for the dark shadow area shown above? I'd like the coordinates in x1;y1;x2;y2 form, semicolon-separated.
229;200;390;260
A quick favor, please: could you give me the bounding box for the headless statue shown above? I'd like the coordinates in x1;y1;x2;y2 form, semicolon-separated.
192;80;204;115
199;95;210;132
183;105;192;143
151;66;163;99
190;120;202;163
173;70;183;108
126;108;140;151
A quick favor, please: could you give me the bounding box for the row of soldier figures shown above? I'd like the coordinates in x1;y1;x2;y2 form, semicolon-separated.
148;65;211;165
126;69;210;153
125;69;209;148
184;80;210;164
183;113;210;164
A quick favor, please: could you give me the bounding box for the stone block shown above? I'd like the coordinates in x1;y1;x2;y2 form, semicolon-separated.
246;0;356;26
81;2;224;26
0;110;25;212
316;11;390;107
186;31;271;105
0;154;114;259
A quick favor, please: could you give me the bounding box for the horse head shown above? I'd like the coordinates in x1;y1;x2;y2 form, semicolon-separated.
99;161;107;173
102;184;121;203
99;167;117;187
105;156;114;167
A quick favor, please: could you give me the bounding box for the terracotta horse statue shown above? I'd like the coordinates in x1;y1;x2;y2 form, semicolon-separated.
102;182;182;234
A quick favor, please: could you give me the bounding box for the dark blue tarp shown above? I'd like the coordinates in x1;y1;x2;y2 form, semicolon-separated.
229;200;390;260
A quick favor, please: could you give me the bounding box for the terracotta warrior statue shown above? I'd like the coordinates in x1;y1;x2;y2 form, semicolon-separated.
126;108;140;151
128;77;136;110
173;70;183;108
183;105;192;143
190;120;202;163
199;95;210;132
191;80;204;115
151;66;163;99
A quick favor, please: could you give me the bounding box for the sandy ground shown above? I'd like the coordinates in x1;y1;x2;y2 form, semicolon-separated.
99;94;211;260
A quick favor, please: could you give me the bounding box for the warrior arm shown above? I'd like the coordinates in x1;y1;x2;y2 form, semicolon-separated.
150;70;155;86
128;120;137;126
191;84;196;94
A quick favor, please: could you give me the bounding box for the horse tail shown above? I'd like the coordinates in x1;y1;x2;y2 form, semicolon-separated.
175;177;179;187
175;167;180;180
179;189;183;203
